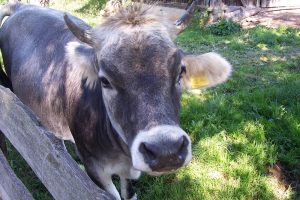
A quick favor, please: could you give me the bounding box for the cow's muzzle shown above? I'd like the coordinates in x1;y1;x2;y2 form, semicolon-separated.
131;125;192;174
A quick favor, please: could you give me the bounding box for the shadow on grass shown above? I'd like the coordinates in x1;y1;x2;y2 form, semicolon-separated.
172;23;300;198
2;140;82;200
136;173;203;200
5;141;53;200
134;47;299;198
177;41;300;199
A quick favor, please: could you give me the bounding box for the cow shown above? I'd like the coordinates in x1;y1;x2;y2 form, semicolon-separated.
0;3;231;200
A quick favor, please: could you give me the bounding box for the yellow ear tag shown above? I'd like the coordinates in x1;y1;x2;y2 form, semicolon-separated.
190;75;209;89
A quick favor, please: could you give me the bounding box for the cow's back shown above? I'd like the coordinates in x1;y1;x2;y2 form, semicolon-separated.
0;5;88;141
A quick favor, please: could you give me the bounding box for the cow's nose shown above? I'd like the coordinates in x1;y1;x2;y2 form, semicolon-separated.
131;125;192;173
138;135;189;171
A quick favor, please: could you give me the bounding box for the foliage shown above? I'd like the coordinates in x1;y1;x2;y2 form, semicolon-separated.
206;19;242;36
49;0;104;27
0;0;6;5
251;26;300;46
76;0;106;15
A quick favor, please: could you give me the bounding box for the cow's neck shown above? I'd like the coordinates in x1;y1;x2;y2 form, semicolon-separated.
69;82;130;159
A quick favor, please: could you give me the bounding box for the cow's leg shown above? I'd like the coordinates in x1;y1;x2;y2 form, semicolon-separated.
120;178;137;200
85;162;121;200
98;173;120;200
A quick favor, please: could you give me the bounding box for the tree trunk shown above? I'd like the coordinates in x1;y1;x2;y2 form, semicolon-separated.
175;0;199;27
261;0;267;7
40;0;50;7
256;0;261;7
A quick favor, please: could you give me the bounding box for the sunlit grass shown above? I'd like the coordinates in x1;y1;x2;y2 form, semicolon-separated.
172;22;299;200
47;0;105;27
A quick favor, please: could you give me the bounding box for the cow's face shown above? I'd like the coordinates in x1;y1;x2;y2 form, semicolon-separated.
64;6;231;175
96;31;192;174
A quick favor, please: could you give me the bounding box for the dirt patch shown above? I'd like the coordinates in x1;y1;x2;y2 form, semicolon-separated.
242;8;300;28
268;162;300;194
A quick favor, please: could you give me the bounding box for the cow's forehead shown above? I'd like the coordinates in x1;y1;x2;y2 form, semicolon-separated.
91;5;182;80
92;5;174;51
97;30;179;76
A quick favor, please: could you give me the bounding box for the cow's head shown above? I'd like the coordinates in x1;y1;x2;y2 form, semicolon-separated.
64;5;231;175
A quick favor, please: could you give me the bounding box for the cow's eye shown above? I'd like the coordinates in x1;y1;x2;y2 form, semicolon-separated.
177;65;186;84
100;77;111;89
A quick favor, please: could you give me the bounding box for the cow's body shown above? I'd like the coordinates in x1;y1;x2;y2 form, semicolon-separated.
1;5;76;141
0;3;231;199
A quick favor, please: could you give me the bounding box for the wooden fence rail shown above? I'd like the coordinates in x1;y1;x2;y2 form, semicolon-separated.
0;148;33;200
0;85;113;200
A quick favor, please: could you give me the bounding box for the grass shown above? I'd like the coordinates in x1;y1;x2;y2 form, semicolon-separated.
1;1;300;199
5;143;52;199
49;0;105;27
148;23;300;200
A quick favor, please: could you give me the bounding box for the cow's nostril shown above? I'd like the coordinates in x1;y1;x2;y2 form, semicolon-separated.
139;142;157;161
177;136;189;161
176;135;184;151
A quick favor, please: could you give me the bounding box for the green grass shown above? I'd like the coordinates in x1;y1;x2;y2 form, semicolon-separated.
1;2;300;200
49;0;105;27
5;143;52;199
139;23;300;200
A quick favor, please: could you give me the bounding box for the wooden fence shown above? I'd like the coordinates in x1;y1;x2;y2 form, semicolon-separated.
223;0;300;7
155;0;300;7
0;85;113;200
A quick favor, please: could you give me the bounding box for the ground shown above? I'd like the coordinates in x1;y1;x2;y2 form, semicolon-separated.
242;8;300;28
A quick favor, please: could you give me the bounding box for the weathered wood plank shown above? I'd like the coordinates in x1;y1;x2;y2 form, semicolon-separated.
0;86;113;200
225;7;261;21
0;148;33;200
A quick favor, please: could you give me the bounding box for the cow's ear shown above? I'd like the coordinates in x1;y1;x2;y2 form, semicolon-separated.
181;52;232;89
66;41;98;88
64;14;94;46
